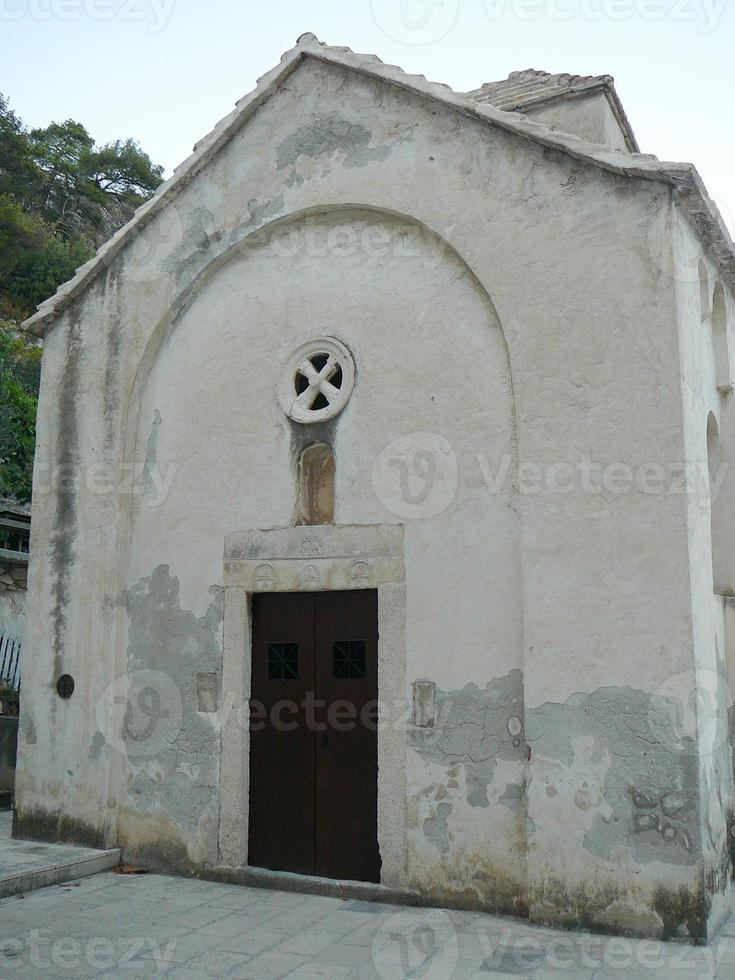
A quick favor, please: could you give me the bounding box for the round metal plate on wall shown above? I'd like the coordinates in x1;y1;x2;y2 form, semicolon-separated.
277;337;355;424
56;674;75;699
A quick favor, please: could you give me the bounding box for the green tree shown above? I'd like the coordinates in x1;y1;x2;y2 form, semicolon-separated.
27;122;163;243
0;194;92;321
0;93;163;501
0;327;41;501
0;94;39;203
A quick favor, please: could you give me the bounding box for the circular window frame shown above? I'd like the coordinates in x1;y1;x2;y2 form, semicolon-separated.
277;337;355;424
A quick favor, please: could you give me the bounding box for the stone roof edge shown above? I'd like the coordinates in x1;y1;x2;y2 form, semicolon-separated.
23;33;735;336
602;83;640;155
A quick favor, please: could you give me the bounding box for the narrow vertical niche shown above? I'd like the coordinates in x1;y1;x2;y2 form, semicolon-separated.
296;443;335;526
699;260;710;322
708;411;725;593
713;284;732;392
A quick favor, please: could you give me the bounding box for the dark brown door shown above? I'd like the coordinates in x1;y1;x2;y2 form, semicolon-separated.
249;590;380;883
248;592;316;876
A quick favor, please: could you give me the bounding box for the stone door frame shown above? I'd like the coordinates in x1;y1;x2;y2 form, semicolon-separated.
217;523;407;888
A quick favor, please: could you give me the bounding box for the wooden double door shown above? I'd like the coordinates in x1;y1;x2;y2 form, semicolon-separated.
248;590;381;883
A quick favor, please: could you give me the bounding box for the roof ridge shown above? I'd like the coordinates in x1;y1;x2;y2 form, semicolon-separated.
22;33;735;333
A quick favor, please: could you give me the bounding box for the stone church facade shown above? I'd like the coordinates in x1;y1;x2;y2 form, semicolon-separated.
14;35;735;942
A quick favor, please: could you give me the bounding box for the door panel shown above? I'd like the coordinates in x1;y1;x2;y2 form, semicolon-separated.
315;590;380;882
248;590;380;883
249;592;316;875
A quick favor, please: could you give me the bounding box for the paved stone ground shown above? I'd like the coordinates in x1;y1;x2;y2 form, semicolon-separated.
1;868;735;979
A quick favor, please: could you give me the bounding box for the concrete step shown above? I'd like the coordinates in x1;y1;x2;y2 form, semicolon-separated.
0;845;121;899
0;812;120;899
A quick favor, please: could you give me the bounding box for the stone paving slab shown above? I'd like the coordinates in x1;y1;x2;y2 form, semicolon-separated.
0;811;121;900
0;868;734;977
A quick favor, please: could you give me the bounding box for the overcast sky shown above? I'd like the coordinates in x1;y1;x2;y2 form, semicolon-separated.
2;0;733;234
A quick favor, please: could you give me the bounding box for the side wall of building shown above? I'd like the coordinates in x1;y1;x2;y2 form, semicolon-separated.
674;206;735;936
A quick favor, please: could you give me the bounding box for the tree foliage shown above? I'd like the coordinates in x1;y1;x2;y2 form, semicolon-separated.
0;92;163;501
0;335;39;502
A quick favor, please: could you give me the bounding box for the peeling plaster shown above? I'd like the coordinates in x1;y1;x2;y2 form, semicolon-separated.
499;782;524;811
276;112;398;171
163;206;220;290
528;686;701;865
410;672;706;906
141;409;161;500
88;732;105;761
247;193;285;227
423;801;453;854
123;565;223;853
411;670;526;809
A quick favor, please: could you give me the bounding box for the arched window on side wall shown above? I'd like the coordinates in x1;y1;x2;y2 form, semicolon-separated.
296;443;335;526
699;261;710;323
708;412;725;593
712;284;732;392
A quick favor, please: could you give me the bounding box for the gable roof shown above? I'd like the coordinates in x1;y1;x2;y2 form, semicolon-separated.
23;33;735;335
466;68;639;153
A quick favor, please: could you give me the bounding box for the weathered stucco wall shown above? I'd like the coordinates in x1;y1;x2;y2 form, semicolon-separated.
15;50;732;940
673;206;735;936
